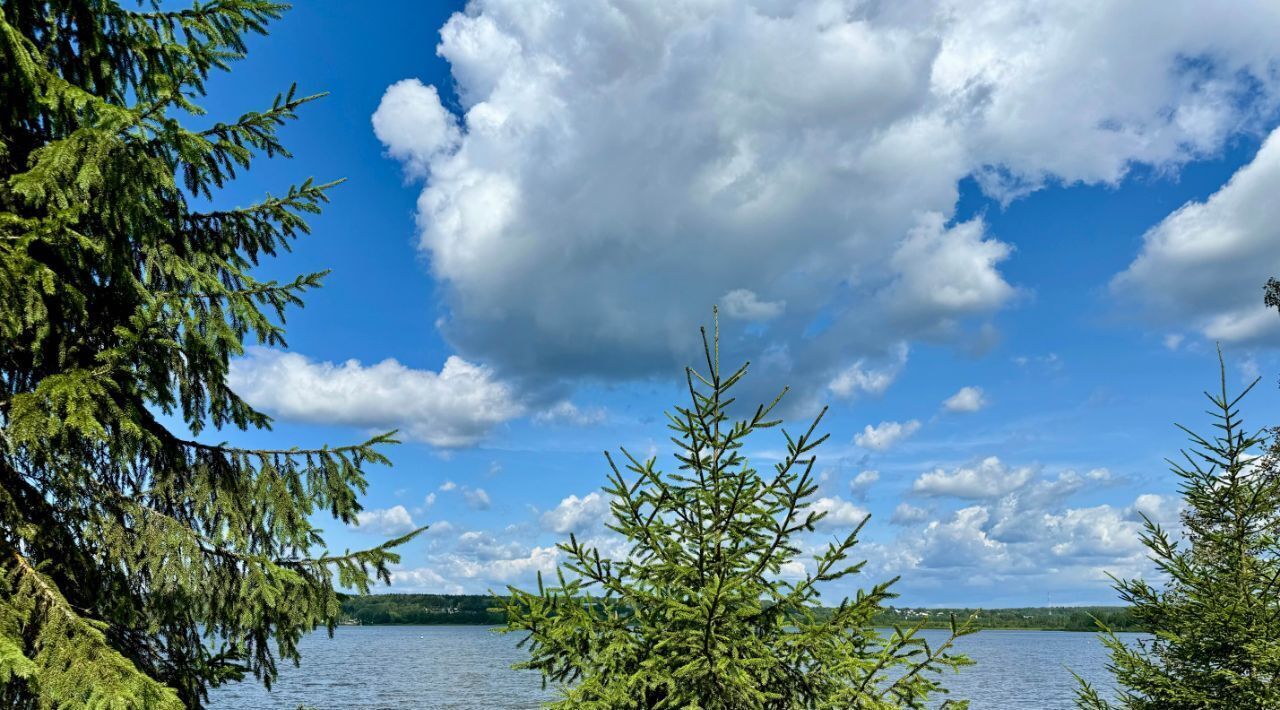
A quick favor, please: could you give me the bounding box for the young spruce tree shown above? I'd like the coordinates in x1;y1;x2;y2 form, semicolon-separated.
504;314;974;709
1076;356;1280;709
0;2;419;707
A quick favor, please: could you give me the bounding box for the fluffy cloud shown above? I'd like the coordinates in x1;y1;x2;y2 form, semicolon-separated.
942;386;987;413
229;348;524;447
883;215;1015;324
350;505;419;536
811;496;869;528
372;79;461;177
1114;126;1280;344
455;530;525;560
1040;505;1147;559
721;289;785;321
533;401;608;427
541;492;611;534
912;456;1035;498
855;419;921;451
1132;492;1183;527
827;346;908;400
389;566;464;594
382;524;625;594
913;506;1011;570
443;545;562;583
423;520;454;536
374;458;1171;603
375;0;1280;393
875;458;1180;600
776;560;809;580
849;469;880;495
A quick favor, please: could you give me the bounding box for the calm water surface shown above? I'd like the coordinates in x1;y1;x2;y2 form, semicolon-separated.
208;626;1136;709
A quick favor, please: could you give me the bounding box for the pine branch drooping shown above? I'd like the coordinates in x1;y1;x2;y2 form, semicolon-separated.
0;2;422;706
503;313;975;709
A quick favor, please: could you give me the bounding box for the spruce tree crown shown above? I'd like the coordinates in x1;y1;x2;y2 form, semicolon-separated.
1077;352;1280;709
504;314;974;709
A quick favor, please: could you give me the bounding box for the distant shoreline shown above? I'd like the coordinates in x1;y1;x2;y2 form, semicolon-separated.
338;594;1144;632
333;621;1119;633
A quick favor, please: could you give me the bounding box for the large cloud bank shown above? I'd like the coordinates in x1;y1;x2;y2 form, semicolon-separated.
1116;127;1280;344
374;0;1280;387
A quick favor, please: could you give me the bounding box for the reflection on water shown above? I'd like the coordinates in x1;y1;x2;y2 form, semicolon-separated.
207;626;1135;709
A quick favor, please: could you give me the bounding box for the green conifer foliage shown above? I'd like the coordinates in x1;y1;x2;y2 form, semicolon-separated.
1076;358;1280;709
0;2;421;706
503;314;975;709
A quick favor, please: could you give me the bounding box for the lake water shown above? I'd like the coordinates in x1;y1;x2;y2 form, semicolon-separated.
208;625;1135;709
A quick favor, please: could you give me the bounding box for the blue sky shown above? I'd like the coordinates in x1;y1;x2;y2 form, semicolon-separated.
198;1;1280;606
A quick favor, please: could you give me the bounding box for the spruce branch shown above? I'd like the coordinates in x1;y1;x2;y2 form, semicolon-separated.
0;4;417;704
4;551;184;708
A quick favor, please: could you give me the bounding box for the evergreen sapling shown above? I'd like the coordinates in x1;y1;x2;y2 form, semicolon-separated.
504;313;975;709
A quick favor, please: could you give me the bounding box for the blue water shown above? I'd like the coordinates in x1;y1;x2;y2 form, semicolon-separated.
208;626;1134;708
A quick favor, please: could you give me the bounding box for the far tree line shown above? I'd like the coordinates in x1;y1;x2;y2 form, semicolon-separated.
339;594;1144;632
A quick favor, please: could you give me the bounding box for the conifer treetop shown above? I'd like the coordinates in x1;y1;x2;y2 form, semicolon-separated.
503;311;975;709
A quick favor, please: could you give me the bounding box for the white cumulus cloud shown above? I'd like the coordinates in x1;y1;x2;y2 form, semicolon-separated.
374;0;1280;395
372;78;461;177
855;419;921;451
827;345;908;400
912;456;1035;498
867;458;1181;601
350;505;419;536
850;469;880;495
229;348;524;448
541;492;612;534
811;496;869;528
1114;126;1280;345
943;386;988;413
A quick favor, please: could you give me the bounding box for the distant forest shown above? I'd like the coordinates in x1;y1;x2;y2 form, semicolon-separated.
338;594;1142;632
340;594;507;625
869;605;1141;632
